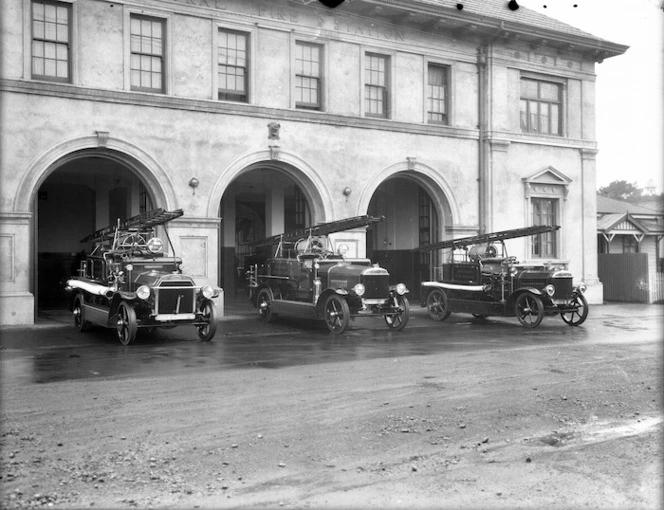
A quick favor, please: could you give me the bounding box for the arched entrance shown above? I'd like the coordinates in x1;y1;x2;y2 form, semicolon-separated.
366;171;454;299
35;150;160;313
220;163;321;302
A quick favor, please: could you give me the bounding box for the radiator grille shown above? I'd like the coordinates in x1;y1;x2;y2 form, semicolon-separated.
155;283;195;315
361;275;389;299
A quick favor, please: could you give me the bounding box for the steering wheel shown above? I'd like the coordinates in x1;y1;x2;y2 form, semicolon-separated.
119;234;146;248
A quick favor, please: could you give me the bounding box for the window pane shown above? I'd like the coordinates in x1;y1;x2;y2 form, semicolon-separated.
540;82;559;101
130;15;164;92
218;29;248;102
365;54;388;117
32;0;71;81
520;79;538;98
295;42;322;109
550;104;560;135
427;64;448;124
520;77;563;136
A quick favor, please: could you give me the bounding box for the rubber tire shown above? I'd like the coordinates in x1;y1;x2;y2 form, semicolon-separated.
426;289;451;321
257;288;275;322
116;302;138;345
323;294;350;334
514;293;544;328
384;295;409;331
73;294;92;332
197;299;218;341
561;292;589;326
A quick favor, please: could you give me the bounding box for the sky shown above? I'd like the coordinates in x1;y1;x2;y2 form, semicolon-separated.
518;0;664;194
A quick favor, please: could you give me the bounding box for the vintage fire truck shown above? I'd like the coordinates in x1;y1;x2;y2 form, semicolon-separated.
418;225;589;328
66;208;220;345
246;215;410;334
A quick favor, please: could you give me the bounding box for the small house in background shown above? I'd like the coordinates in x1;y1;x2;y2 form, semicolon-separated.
597;194;664;303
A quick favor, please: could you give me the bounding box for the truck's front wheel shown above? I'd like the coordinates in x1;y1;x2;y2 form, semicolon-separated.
116;302;138;345
323;294;350;334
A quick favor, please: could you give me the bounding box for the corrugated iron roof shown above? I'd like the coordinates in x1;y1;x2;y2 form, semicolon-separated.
596;195;661;215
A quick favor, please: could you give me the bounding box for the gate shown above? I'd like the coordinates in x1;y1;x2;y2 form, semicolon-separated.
598;253;649;303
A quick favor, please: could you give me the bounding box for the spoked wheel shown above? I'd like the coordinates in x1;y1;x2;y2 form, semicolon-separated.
197;299;217;341
561;292;588;326
73;294;92;332
116;302;138;345
323;294;350;334
256;288;275;322
514;293;544;328
384;295;409;331
426;289;450;321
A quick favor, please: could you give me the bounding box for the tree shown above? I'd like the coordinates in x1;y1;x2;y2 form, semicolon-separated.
598;180;643;200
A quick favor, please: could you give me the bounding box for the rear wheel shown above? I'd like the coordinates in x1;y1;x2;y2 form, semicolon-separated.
426;289;450;321
197;299;217;341
73;294;92;332
116;302;138;345
324;294;350;334
561;293;588;326
384;295;409;331
514;293;544;328
257;288;275;322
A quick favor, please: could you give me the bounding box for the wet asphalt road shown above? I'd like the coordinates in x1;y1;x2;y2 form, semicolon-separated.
0;302;661;386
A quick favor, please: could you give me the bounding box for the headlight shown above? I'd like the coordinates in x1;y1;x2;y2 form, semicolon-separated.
136;285;151;300
125;264;133;272
577;282;587;294
396;283;407;295
338;243;349;255
544;284;555;296
147;237;163;253
353;283;365;297
202;285;215;299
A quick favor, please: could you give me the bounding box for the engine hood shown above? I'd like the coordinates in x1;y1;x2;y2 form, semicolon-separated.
134;271;195;287
324;263;389;279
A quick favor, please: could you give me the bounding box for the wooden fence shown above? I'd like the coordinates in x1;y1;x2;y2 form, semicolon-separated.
651;272;664;304
598;253;650;303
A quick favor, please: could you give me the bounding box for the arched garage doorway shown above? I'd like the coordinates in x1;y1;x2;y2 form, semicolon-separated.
35;151;158;313
220;163;318;302
367;173;452;299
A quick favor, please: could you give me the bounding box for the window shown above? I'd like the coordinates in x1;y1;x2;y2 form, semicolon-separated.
622;236;639;253
531;198;557;258
218;29;248;102
31;0;71;82
295;42;322;110
427;64;449;124
418;189;433;265
130;15;165;93
520;78;562;135
365;53;389;118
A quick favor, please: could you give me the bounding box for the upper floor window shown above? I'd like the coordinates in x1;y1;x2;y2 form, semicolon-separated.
520;78;562;135
427;63;449;124
295;42;322;110
531;197;558;258
365;53;389;118
31;0;71;82
218;29;248;102
130;15;165;93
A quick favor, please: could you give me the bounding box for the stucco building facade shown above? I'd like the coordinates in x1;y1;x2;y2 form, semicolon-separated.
0;0;627;325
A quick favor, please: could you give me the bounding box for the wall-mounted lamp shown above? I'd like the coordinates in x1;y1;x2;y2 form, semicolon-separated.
343;187;352;201
189;177;200;195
